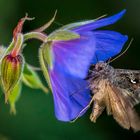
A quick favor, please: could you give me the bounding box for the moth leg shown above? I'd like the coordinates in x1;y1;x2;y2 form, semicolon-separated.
90;100;105;122
90;80;107;122
71;97;94;122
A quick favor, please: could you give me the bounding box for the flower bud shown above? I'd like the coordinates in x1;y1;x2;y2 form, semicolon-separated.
1;54;24;102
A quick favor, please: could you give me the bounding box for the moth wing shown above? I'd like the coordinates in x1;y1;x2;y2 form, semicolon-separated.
121;88;140;106
108;84;140;131
107;84;131;129
116;69;140;106
117;88;140;131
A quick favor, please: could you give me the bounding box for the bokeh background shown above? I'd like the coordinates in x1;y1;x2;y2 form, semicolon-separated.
0;0;140;140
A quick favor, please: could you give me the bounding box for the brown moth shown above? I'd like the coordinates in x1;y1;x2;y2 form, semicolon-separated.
88;61;140;131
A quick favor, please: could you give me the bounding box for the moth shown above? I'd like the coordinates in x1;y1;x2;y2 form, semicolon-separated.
88;61;140;131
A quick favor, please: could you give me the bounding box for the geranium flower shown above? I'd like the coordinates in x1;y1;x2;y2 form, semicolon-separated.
39;10;128;121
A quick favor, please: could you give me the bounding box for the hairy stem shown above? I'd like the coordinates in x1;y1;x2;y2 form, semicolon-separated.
24;32;47;42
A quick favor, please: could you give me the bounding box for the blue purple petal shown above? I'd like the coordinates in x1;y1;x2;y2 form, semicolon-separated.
92;30;128;63
73;10;126;32
52;32;96;79
49;62;91;121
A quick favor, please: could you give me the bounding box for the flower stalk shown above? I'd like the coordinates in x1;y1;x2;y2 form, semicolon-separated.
10;33;24;57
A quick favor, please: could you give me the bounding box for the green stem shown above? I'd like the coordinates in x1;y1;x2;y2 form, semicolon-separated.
0;32;47;63
24;32;47;42
11;33;24;57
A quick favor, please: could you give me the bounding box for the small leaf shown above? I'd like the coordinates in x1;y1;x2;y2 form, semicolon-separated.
22;64;48;93
8;82;22;115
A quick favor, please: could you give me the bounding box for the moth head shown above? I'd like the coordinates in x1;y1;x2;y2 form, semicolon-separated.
95;61;108;71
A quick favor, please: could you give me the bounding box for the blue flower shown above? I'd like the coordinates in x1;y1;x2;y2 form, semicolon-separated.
39;10;128;121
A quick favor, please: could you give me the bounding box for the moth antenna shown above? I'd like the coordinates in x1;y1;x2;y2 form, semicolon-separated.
106;58;112;65
33;10;57;32
71;97;94;123
109;38;134;63
69;85;92;122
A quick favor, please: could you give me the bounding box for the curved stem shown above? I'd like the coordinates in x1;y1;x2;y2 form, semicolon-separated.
24;32;47;42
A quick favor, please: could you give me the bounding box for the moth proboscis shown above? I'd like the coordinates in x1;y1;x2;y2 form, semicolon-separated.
88;61;140;131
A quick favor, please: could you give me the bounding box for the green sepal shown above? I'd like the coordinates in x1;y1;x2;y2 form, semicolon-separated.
41;42;54;70
8;82;22;115
47;30;80;41
22;64;48;93
39;47;52;91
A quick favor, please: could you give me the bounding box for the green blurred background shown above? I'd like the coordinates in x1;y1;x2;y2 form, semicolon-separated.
0;0;140;140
